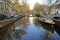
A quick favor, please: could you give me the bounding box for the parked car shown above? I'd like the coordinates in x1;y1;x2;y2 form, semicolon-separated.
14;14;19;18
7;13;14;18
0;14;7;20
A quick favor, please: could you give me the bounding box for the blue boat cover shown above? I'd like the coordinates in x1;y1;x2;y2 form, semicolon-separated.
42;18;51;20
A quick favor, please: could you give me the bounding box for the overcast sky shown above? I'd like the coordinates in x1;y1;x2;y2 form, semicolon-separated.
19;0;57;10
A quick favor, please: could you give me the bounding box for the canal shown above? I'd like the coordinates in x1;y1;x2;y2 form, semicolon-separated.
0;17;60;40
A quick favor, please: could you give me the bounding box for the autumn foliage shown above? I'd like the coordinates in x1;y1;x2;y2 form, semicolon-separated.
33;3;45;12
4;0;30;13
12;0;30;13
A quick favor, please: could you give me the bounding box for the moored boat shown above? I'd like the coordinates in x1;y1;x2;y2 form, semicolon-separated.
53;16;60;24
39;18;55;25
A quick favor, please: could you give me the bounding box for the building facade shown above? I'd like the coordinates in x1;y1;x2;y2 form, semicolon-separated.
0;0;12;14
0;0;5;14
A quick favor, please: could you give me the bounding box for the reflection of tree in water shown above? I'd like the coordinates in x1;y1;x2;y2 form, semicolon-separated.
22;17;29;27
0;17;29;40
38;28;54;40
10;29;26;40
0;21;16;40
33;17;41;26
14;17;29;31
42;31;54;40
9;17;29;40
42;24;54;33
15;17;29;27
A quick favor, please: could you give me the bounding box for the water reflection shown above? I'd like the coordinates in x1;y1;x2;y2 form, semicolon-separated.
10;29;26;40
33;17;41;26
54;26;60;36
0;17;60;40
42;24;54;33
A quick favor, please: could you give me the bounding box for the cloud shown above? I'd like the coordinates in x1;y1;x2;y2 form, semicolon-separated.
27;0;47;10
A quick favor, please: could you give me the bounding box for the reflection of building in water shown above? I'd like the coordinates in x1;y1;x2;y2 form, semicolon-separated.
54;26;60;36
10;29;26;40
41;24;54;33
10;17;29;40
43;31;53;40
0;21;16;40
0;17;29;40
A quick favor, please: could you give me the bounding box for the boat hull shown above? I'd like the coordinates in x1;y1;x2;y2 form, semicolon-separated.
38;19;55;26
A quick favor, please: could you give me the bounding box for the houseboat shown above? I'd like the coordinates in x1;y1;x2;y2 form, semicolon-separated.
39;17;55;25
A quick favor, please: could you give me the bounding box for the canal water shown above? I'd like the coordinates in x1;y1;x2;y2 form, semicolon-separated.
0;17;60;40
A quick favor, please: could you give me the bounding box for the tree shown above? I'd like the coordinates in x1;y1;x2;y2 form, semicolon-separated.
33;3;45;12
4;0;30;14
19;0;30;13
19;5;30;12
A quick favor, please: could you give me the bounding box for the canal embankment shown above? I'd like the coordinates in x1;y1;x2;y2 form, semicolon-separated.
0;16;24;28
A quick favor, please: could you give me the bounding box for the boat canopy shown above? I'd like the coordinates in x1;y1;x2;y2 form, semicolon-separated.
42;18;52;20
